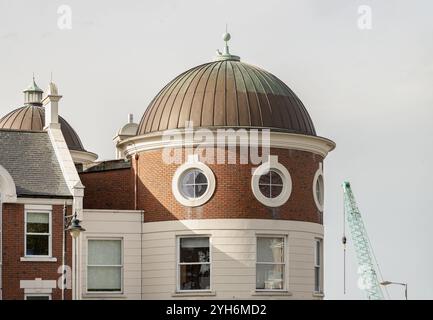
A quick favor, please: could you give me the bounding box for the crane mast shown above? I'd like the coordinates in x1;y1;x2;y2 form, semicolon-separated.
342;181;384;300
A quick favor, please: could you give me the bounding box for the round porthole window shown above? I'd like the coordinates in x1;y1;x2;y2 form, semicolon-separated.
258;169;284;199
179;169;208;199
313;165;324;212
172;156;216;207
251;156;292;207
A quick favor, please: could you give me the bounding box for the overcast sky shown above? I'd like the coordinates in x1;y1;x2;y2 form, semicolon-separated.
1;0;432;299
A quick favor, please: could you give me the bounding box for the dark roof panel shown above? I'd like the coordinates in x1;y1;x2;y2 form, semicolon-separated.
0;130;71;198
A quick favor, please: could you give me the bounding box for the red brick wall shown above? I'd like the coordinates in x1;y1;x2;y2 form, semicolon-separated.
134;147;324;223
80;169;134;210
1;203;72;300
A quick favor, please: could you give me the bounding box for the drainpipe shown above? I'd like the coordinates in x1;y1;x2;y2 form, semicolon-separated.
0;195;2;300
134;154;139;210
62;203;66;300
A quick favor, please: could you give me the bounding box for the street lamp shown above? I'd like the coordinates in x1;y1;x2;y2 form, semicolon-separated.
380;281;408;300
66;214;86;239
63;210;86;300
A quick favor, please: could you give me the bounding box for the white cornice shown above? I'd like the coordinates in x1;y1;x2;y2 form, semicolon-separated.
70;150;98;164
117;130;336;159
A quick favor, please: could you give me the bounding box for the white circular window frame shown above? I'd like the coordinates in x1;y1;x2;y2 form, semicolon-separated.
313;163;324;212
172;154;216;207
251;155;292;207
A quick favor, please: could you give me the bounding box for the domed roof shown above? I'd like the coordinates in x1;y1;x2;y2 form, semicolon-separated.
137;60;316;136
0;105;86;152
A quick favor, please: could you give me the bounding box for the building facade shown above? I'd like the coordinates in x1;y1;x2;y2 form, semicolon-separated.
0;34;335;300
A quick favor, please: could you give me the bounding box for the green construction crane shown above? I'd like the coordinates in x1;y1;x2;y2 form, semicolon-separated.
342;181;384;300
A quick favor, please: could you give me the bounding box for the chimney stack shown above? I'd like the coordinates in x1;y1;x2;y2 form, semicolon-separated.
42;82;62;130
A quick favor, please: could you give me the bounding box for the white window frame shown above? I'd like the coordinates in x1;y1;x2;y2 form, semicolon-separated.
172;154;216;207
86;238;124;294
24;293;52;300
176;235;212;293
251;155;292;207
312;163;324;212
314;238;323;294
255;234;287;292
24;208;52;258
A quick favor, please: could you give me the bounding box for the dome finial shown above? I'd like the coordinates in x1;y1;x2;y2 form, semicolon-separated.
214;26;240;62
222;24;231;55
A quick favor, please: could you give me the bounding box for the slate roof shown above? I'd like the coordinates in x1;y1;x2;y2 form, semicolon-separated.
0;129;71;198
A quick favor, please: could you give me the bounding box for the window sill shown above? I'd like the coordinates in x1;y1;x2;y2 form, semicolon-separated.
252;290;293;296
172;291;216;297
82;292;125;299
20;257;57;262
313;292;324;298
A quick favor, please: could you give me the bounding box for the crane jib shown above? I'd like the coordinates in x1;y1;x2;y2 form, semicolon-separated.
342;181;384;300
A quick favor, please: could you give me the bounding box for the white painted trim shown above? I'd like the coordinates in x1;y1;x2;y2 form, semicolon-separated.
172;155;216;207
20;257;57;262
70;150;98;164
251;155;292;207
83;209;142;214
24;208;52;258
312;163;324;212
251;290;293;296
17;198;73;205
119;130;336;159
171;291;216;297
24;204;53;211
0;165;17;203
143;219;324;234
20;278;56;295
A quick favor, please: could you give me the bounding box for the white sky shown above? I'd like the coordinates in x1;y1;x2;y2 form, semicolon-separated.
1;0;432;299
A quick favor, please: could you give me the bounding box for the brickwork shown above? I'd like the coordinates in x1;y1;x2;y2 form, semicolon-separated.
134;147;324;223
79;168;134;210
1;203;72;300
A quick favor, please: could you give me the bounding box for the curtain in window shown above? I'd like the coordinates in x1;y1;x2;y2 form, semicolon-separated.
256;237;285;290
27;212;49;224
87;240;122;292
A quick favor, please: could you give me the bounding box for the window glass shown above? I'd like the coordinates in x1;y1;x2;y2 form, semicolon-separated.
258;170;284;198
178;237;210;291
314;239;322;293
87;240;122;292
180;169;208;199
27;212;49;233
88;240;121;265
256;237;285;290
26;212;50;256
316;175;324;206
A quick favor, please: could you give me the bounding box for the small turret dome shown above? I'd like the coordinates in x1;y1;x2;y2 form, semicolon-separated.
0;105;86;152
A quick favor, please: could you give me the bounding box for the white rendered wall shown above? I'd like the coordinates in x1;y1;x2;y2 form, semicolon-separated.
141;219;323;300
80;209;143;300
80;211;324;300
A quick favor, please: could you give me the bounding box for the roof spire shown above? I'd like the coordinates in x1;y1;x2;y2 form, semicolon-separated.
214;26;240;62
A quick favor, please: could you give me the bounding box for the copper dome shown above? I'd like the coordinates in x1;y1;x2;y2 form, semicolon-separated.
0;105;86;152
137;60;316;136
